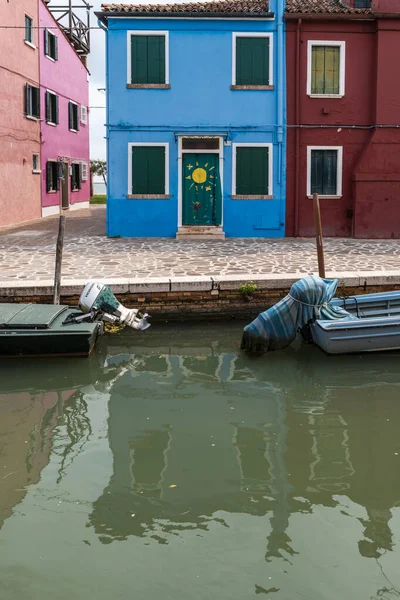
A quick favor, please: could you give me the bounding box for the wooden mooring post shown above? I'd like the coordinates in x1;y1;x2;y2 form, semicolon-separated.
313;193;326;278
53;215;66;305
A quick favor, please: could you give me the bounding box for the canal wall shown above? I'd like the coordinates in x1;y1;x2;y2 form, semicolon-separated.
1;273;400;321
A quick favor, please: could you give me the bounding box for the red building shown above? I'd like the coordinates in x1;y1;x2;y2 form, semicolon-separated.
285;0;400;238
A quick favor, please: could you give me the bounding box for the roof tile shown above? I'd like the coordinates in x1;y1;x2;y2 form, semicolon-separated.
285;0;373;14
101;0;271;14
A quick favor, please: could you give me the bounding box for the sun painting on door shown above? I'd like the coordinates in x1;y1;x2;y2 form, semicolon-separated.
182;153;221;226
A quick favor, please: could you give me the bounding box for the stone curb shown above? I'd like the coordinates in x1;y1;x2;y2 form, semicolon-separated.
1;271;400;297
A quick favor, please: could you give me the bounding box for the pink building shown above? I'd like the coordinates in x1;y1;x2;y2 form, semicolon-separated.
0;0;41;227
39;0;90;216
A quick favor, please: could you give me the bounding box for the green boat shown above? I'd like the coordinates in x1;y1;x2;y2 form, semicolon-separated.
0;304;104;358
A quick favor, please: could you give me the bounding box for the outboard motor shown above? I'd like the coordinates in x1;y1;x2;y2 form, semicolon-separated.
79;281;150;331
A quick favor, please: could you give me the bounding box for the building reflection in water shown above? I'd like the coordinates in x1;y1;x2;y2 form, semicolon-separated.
0;365;96;531
89;331;400;574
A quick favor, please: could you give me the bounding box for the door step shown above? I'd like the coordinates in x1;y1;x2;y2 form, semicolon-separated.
176;226;225;240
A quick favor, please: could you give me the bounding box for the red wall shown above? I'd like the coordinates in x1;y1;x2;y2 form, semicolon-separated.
286;16;400;238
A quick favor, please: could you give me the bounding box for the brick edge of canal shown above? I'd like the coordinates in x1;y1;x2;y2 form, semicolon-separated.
2;273;400;321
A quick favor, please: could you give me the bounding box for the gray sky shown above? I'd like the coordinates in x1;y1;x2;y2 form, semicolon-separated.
87;0;170;161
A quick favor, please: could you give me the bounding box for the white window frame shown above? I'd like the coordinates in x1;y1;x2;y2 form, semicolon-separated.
80;105;88;125
32;154;40;174
127;142;169;196
307;146;343;199
46;89;58;126
232;143;273;198
307;40;346;98
24;14;35;48
232;32;273;87
45;28;58;62
69;100;79;132
80;161;88;181
127;31;169;85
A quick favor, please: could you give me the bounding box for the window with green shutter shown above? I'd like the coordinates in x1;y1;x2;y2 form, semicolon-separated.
25;84;40;118
235;146;270;196
311;45;341;95
45;91;59;125
235;36;270;86
44;29;58;61
46;162;59;193
131;146;166;195
25;15;33;44
310;150;339;196
71;163;82;191
69;102;79;131
130;35;166;85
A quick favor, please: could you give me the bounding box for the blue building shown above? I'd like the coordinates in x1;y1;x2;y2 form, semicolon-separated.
97;0;286;238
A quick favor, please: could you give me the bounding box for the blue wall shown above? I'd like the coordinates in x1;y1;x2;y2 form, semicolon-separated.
104;0;286;237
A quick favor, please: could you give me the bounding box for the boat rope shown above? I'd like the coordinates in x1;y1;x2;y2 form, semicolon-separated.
287;294;328;308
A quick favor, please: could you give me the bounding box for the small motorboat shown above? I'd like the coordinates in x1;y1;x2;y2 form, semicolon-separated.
0;281;150;358
241;276;400;356
310;290;400;355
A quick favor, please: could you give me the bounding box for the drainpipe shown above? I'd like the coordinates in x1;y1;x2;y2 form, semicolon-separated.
276;0;285;230
294;18;302;237
98;18;109;235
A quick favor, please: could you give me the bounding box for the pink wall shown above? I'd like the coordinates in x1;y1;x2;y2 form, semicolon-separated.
39;1;90;214
0;0;41;227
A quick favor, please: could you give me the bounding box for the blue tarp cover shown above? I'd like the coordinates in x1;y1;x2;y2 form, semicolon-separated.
241;276;354;353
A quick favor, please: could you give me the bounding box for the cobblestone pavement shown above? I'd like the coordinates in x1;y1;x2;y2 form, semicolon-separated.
1;206;400;283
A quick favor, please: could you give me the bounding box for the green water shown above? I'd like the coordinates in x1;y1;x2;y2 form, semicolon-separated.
1;322;400;600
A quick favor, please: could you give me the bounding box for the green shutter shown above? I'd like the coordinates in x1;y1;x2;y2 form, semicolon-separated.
45;91;50;122
55;94;59;124
131;146;165;195
46;162;51;192
54;35;58;61
131;35;165;84
24;84;30;116
236;147;269;195
311;46;340;95
68;102;72;129
311;150;338;195
236;37;269;86
75;105;80;131
44;29;49;56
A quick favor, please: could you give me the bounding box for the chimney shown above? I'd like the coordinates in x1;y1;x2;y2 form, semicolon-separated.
372;0;400;12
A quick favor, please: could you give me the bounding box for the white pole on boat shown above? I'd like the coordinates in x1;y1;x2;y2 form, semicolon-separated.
53;215;66;305
313;193;326;278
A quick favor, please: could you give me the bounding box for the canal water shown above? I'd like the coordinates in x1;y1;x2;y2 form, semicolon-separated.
1;322;400;600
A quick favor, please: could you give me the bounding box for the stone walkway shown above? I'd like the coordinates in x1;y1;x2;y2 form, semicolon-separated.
1;206;400;283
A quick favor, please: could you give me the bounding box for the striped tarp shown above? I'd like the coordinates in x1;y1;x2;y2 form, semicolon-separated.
241;275;353;353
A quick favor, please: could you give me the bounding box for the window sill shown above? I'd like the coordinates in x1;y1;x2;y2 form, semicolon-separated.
32;170;41;174
72;189;80;193
45;54;56;62
25;115;39;121
232;194;273;200
307;195;342;200
24;40;36;49
126;194;170;200
47;190;57;194
230;85;274;91
69;128;78;133
308;94;344;99
126;84;171;89
46;121;57;127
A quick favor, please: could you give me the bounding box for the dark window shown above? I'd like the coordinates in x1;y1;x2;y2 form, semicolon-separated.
46;162;59;192
45;91;59;125
44;29;58;60
354;0;371;7
310;150;338;196
71;163;82;191
68;102;79;131
182;139;220;150
311;45;341;95
130;35;166;84
131;146;165;195
25;84;40;118
236;37;270;86
32;154;40;172
235;147;269;196
25;16;33;44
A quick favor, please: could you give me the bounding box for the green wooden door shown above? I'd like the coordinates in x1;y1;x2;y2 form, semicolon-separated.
182;154;222;226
